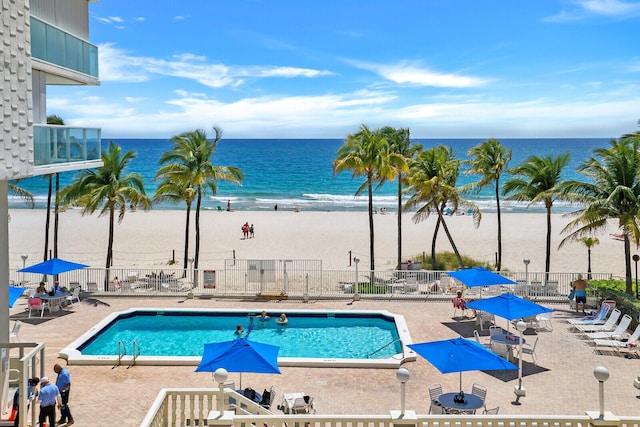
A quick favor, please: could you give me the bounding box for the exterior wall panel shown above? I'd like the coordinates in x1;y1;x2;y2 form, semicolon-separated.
1;0;34;180
30;0;89;39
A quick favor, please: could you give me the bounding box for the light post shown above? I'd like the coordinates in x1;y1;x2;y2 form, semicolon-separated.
513;320;527;404
214;367;229;411
20;253;28;284
396;368;411;416
593;366;609;419
353;256;360;298
188;256;195;289
633;255;639;300
523;259;530;286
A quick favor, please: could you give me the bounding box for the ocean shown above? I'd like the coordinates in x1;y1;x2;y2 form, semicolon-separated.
10;138;609;213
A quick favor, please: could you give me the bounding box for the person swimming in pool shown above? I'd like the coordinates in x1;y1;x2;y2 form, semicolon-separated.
276;313;288;326
258;310;270;321
234;323;244;335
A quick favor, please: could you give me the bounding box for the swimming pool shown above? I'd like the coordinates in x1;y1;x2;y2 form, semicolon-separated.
60;308;416;368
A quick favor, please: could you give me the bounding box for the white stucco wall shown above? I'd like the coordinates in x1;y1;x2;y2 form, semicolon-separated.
0;0;34;181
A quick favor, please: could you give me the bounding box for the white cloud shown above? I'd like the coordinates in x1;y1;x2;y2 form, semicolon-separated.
544;0;640;21
348;60;488;88
97;43;333;87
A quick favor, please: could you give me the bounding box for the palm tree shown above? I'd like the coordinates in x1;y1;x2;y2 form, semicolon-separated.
333;125;407;271
159;128;243;269
503;153;571;275
153;178;196;273
577;237;599;279
8;182;34;208
560;136;640;294
60;142;150;285
379;126;417;269
462;138;512;270
405;145;480;269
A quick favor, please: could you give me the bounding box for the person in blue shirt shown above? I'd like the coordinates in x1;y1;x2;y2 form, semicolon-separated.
54;364;74;425
37;377;61;427
12;377;39;427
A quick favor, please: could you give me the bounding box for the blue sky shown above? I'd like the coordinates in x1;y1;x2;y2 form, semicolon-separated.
49;0;640;139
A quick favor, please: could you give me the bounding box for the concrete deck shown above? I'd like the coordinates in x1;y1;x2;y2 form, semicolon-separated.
7;295;640;426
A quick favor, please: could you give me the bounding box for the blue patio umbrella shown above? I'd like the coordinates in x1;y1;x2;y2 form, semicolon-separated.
465;293;553;321
408;338;517;392
447;267;516;288
195;338;281;388
8;286;26;308
18;258;89;276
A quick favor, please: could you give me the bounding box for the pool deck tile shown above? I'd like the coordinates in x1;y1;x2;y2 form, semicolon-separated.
8;296;640;426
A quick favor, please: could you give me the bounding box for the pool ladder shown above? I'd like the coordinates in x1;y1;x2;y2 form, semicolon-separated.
113;339;140;369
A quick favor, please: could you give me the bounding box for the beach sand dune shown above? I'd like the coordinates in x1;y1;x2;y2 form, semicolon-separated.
8;209;627;277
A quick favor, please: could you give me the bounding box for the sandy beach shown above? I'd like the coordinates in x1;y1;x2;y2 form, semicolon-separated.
7;208;628;277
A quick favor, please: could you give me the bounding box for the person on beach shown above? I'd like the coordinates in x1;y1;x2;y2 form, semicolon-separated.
274;204;278;211
276;313;288;326
242;222;250;239
37;376;61;427
250;224;255;238
54;363;74;425
227;200;231;211
235;323;244;335
573;274;588;313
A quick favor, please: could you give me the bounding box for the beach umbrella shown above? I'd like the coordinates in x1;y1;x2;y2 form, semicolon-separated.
195;338;281;388
408;338;517;393
465;293;553;321
18;258;89;276
447;267;516;288
8;286;25;308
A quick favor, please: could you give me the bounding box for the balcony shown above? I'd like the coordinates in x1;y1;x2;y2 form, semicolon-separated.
30;16;99;81
33;124;102;175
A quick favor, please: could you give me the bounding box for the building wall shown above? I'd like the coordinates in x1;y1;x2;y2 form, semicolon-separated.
0;0;34;180
30;0;90;39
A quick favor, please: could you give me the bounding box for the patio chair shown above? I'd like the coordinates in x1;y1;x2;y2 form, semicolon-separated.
474;329;492;349
476;311;495;331
471;383;487;404
290;395;314;414
10;321;22;343
428;383;443;414
66;287;81;306
584;314;632;340
27;297;48;318
574;309;621;332
452;296;469;318
593;324;640;354
259;386;276;409
535;312;553;331
430;400;450;414
516;337;538;366
483;406;499;415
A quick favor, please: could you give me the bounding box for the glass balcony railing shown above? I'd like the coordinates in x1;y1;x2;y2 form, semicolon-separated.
30;17;99;78
33;124;101;167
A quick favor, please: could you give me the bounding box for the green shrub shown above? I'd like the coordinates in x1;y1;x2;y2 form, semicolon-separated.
414;252;493;271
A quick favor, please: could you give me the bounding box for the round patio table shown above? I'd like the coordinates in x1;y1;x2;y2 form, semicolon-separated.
438;392;483;413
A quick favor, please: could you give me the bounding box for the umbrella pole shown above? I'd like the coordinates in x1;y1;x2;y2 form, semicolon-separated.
459;372;462;393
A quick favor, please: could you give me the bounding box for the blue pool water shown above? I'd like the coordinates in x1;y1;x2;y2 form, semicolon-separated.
77;309;404;360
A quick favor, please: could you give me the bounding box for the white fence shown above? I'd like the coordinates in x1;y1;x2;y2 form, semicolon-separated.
9;261;615;301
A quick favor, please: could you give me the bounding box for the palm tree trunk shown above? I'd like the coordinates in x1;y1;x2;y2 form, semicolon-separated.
183;202;192;274
545;205;552;280
195;190;202;269
431;216;441;270
624;234;633;293
54;173;59;259
367;177;375;271
439;210;465;269
105;205;115;290
587;248;592;280
495;181;502;271
43;176;52;261
397;178;402;269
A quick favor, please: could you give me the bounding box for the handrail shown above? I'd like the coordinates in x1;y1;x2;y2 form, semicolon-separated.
113;340;126;369
368;338;401;358
130;339;140;368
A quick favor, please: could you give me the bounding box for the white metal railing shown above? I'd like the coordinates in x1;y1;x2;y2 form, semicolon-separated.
140;387;640;427
8;265;615;301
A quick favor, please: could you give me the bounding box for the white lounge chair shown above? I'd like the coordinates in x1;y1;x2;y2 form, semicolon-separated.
584;314;632;340
66;287;81;306
574;309;621;332
10;321;22;342
290;395;314;414
593;324;640;353
567;301;615;325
